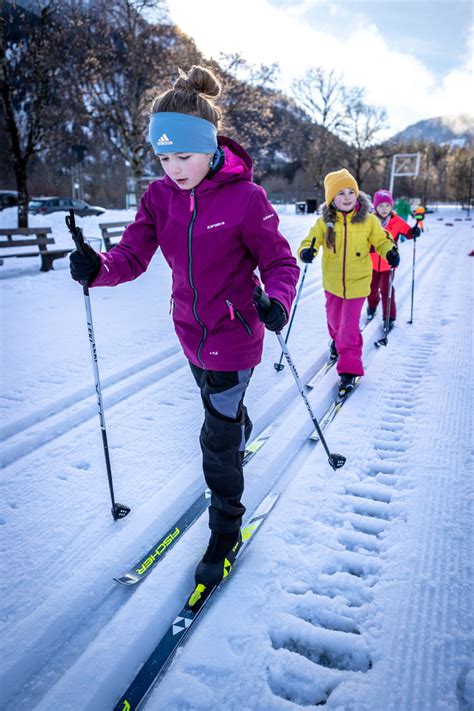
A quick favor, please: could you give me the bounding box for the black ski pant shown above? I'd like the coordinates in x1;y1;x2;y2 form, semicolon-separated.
189;363;253;534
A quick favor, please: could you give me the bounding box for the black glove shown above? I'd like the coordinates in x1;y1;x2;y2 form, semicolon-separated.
256;298;287;332
411;225;421;238
386;247;400;268
70;242;101;283
300;247;316;264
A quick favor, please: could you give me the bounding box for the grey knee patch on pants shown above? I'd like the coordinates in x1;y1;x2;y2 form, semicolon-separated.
209;369;252;419
188;362;253;532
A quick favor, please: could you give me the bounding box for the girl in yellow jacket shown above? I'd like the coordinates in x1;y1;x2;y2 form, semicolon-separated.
297;169;399;396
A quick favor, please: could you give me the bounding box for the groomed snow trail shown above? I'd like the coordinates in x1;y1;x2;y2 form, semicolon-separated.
148;216;473;711
0;209;472;710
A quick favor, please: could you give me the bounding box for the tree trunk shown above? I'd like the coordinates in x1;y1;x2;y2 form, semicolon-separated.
355;151;363;186
1;43;29;227
14;159;29;228
131;153;144;207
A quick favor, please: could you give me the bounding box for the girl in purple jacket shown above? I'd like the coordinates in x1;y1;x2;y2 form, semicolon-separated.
70;65;299;590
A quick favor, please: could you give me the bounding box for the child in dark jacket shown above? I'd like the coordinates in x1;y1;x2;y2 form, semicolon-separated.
367;189;420;328
69;65;299;592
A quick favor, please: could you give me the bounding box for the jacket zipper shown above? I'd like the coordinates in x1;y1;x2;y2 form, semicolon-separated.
187;189;207;367
226;300;253;335
342;213;348;298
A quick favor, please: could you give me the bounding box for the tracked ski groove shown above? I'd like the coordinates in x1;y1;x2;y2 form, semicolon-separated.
112;492;280;710
1;350;187;466
114;423;276;585
0;344;182;442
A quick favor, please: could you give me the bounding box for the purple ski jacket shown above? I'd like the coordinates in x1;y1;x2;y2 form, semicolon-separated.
92;136;299;371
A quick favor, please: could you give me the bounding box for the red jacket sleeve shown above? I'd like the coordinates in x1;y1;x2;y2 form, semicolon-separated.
389;213;414;241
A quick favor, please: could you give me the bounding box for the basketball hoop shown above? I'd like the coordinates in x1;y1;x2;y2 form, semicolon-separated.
389;153;421;194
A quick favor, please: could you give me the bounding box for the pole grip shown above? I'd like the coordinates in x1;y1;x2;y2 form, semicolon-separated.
65;210;89;292
65;209;86;256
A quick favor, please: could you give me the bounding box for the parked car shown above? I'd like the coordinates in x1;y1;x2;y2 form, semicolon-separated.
28;197;106;217
0;190;18;210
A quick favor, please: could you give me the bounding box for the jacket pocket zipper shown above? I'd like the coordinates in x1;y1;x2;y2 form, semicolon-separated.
226;300;253;335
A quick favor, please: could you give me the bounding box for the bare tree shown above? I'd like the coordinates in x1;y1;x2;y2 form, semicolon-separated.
291;67;362;202
211;53;281;176
79;0;201;204
292;67;362;135
445;147;474;205
291;67;391;198
1;1;83;226
343;99;387;185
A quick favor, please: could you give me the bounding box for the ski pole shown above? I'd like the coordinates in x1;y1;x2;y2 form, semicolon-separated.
407;233;417;324
254;287;345;470
65;210;130;521
274;237;315;372
375;268;395;348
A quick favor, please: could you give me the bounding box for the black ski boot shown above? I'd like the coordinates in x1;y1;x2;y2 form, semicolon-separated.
338;373;357;398
388;319;396;332
329;339;338;361
194;529;242;588
366;306;376;321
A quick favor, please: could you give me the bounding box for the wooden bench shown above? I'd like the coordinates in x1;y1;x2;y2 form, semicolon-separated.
0;228;72;271
99;221;132;251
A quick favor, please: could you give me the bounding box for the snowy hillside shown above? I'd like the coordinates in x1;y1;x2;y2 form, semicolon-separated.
0;205;473;711
390;114;474;146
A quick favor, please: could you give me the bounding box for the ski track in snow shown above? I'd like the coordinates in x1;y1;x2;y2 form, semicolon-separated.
0;209;472;710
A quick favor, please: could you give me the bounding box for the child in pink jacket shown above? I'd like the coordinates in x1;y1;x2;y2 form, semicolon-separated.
69;65;299;593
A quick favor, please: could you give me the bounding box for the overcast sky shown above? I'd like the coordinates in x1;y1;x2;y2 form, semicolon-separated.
165;0;474;136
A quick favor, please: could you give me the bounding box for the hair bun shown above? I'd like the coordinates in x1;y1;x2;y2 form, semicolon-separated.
174;65;221;98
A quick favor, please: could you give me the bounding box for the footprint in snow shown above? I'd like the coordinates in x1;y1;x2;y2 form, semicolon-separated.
73;460;91;470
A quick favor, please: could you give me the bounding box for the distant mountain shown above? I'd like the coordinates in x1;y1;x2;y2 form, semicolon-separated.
390;114;474;146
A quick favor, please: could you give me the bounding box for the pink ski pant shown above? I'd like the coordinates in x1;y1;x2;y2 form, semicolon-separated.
324;291;365;376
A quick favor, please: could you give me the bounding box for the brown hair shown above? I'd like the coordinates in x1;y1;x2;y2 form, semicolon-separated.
324;202;338;250
151;65;222;127
325;223;336;250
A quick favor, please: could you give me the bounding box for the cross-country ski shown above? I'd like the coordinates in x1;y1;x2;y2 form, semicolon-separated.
2;13;472;711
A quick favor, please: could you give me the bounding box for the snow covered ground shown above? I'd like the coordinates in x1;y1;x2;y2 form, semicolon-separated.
0;205;472;710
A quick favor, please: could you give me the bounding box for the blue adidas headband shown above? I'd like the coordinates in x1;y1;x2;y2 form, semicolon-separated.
149;112;218;154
